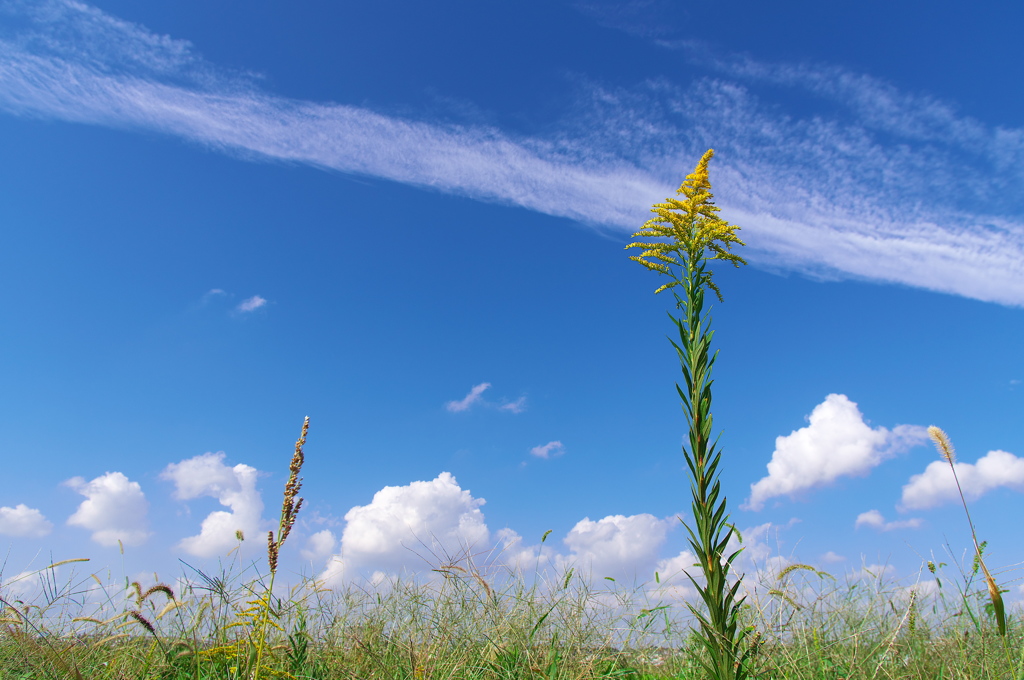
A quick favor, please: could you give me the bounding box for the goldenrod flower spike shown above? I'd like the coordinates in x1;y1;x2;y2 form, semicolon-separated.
626;149;746;301
628;150;750;679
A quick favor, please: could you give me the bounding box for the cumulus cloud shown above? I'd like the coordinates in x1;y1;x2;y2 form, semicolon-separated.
446;383;491;413
745;394;928;510
300;529;337;563
857;563;897;581
2;1;1023;304
561;513;674;580
529;441;565;459
820;551;846;564
649;549;699;600
493;527;558;571
497;515;685;585
65;472;150;546
321;472;489;584
0;504;53;538
317;472;681;586
161;452;263;558
900;449;1024;510
1;570;46;602
854;509;923;532
236;295;266;313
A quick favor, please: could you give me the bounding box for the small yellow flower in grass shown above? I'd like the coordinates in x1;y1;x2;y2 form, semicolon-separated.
626;149;746;300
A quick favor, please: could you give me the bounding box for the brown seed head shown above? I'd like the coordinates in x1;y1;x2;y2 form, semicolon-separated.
141;584;175;603
267;531;279;573
128;609;157;636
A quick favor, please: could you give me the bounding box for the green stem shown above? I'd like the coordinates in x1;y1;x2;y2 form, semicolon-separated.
673;257;748;680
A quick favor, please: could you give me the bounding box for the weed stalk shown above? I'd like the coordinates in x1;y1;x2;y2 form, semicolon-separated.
250;416;309;680
627;148;750;679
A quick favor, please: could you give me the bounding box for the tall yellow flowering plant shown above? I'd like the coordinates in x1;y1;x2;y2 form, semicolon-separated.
627;149;750;680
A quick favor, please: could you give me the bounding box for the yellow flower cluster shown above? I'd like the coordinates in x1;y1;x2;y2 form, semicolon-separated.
626;149;746;300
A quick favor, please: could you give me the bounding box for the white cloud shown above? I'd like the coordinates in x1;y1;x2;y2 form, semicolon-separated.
312;472;725;592
161;452;264;558
900;449;1024;510
1;570;45;602
493;527;557;571
236;295;266;313
445;383;491;413
854;509;923;532
560;513;674;580
652;549;696;582
65;472;150;546
499;397;527;414
0;504;53;538
2;2;1023;304
321;472;489;584
300;529;337;563
820;551;846;564
856;563;897;581
745;394;927;510
446;384;525;414
529;441;565;459
645;549;698;602
496;516;685;586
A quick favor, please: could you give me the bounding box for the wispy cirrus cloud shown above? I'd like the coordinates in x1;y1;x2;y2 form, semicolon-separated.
529;440;565;459
2;1;1023;304
236;295;267;313
445;383;525;413
445;382;491;413
499;397;527;414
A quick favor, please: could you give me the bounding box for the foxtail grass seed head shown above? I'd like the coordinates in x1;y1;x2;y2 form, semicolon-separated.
142;584;175;603
128;609;157;636
927;425;955;463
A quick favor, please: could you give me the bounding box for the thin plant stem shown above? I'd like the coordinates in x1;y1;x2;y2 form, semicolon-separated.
928;426;1006;641
252;416;308;680
627;149;749;679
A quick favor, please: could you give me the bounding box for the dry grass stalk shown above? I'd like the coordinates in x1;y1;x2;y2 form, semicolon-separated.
927;426;1006;638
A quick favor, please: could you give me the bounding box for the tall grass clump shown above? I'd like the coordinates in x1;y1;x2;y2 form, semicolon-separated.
626;148;750;679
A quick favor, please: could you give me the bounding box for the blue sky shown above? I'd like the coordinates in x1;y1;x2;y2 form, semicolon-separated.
1;0;1022;603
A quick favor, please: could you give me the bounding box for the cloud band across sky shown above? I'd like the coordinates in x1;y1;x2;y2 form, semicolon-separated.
2;0;1023;305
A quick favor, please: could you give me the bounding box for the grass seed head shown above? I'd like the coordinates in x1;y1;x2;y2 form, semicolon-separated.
128;609;157;636
927;426;955;463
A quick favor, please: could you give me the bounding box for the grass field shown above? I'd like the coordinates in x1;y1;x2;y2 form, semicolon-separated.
2;536;1021;679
